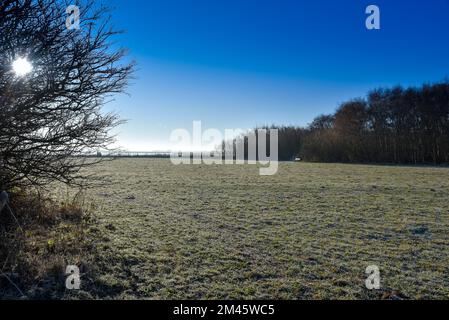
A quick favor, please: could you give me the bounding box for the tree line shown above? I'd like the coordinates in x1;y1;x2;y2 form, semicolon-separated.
224;81;449;164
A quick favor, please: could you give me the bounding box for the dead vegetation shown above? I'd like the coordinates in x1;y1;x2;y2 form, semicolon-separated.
0;189;95;299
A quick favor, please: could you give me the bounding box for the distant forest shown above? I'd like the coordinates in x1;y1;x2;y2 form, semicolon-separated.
226;81;449;164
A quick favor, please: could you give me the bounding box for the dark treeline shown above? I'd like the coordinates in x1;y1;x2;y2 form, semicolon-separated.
225;81;449;164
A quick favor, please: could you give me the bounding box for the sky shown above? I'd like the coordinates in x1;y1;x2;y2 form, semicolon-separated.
103;0;449;151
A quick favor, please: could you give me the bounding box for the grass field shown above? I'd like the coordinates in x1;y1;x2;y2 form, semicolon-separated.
62;159;449;299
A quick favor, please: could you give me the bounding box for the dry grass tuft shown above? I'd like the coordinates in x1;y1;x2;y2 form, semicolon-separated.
0;189;94;299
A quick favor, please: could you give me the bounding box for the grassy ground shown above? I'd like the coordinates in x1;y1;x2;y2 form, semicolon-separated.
56;159;449;299
0;190;95;299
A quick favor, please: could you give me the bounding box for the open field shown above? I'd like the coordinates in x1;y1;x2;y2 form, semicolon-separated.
62;159;449;299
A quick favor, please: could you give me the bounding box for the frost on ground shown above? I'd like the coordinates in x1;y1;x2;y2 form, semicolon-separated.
57;159;449;299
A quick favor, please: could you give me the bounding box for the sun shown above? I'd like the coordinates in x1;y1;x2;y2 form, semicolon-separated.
12;57;33;76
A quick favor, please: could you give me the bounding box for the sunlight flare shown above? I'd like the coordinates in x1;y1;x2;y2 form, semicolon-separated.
12;57;33;76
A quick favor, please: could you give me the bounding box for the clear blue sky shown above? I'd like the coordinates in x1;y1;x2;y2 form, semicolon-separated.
104;0;449;151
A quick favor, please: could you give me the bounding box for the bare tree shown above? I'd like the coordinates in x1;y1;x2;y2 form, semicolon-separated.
0;0;134;189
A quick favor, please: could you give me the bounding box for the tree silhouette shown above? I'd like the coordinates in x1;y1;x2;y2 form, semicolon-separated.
301;81;449;164
0;0;134;189
231;81;449;164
